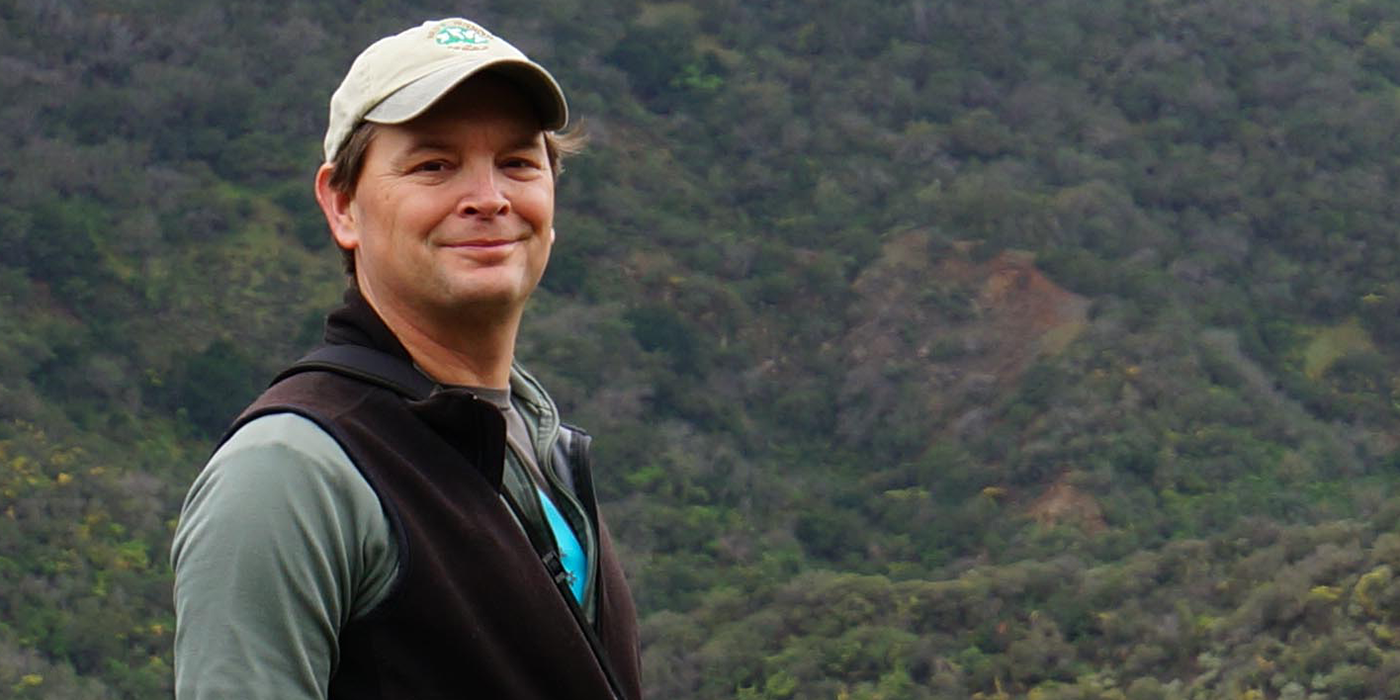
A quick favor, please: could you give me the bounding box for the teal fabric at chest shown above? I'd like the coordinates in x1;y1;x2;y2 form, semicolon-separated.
537;486;588;603
475;384;590;606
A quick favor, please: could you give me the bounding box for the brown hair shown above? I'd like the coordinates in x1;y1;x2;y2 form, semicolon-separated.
325;121;586;275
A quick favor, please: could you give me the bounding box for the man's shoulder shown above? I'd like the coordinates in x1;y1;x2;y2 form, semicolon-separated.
177;412;374;562
181;412;385;558
172;409;398;700
220;364;397;449
208;412;369;497
219;412;345;459
244;365;384;417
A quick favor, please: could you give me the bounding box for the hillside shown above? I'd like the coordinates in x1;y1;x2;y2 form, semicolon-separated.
2;0;1400;697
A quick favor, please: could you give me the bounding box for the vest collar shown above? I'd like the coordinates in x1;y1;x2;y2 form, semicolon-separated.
324;287;416;361
323;288;562;453
323;288;507;490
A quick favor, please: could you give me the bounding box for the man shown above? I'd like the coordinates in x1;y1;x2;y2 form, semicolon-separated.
171;18;641;700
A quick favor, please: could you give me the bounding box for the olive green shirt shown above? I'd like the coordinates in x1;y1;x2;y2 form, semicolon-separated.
171;413;398;699
172;366;584;700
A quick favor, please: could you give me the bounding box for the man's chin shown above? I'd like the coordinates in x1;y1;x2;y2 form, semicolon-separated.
433;280;532;314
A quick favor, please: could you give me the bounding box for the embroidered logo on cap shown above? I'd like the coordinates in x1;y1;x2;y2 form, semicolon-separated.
431;19;492;50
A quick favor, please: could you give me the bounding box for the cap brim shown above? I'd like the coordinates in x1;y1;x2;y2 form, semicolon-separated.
364;58;567;130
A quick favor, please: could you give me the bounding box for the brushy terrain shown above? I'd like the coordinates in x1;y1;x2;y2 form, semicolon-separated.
3;0;1400;697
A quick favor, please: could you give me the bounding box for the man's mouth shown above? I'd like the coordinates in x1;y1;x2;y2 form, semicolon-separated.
444;238;518;248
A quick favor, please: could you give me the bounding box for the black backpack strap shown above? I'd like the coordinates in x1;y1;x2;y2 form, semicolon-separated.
271;345;437;400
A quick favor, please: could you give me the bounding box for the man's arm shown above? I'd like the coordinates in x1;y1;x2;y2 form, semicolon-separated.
171;413;396;700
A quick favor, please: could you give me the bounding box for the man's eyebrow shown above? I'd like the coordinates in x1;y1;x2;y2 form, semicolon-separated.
502;134;547;152
398;139;456;156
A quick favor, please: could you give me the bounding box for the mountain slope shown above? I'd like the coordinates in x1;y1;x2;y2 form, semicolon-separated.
1;0;1399;697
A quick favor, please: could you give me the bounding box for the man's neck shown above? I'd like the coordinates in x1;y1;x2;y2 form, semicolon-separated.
358;285;521;389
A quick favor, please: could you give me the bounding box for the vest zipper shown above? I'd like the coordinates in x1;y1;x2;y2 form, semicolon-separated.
541;429;601;619
500;434;625;700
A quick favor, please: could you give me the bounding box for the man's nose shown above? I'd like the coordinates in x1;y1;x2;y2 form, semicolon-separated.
456;165;510;218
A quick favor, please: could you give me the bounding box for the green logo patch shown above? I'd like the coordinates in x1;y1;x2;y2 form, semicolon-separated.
433;22;491;49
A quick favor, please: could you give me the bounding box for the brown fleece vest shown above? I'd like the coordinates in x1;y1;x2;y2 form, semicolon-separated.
227;293;642;699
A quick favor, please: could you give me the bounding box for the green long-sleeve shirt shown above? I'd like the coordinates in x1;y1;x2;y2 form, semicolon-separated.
172;381;591;699
172;413;398;699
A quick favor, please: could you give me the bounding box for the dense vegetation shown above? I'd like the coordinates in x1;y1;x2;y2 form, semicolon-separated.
2;0;1400;697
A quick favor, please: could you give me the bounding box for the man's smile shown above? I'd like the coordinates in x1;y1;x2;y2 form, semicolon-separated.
443;238;518;247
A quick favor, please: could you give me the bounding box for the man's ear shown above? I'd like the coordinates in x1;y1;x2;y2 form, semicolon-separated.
314;163;360;253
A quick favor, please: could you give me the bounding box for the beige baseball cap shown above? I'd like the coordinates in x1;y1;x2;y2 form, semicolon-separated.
323;17;568;162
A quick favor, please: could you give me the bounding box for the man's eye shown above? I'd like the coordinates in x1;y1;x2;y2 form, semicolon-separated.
412;160;450;173
502;157;540;170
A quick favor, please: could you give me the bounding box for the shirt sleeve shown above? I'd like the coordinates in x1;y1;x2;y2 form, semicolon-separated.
171;413;398;700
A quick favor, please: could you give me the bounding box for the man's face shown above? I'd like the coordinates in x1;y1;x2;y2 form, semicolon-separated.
328;75;555;325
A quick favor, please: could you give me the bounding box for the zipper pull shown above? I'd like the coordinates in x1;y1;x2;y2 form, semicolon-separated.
541;549;571;588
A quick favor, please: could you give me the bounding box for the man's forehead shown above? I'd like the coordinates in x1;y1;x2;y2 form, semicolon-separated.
389;127;546;153
394;109;545;146
369;109;545;160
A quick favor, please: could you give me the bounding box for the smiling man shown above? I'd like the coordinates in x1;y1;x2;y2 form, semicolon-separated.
171;18;641;700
